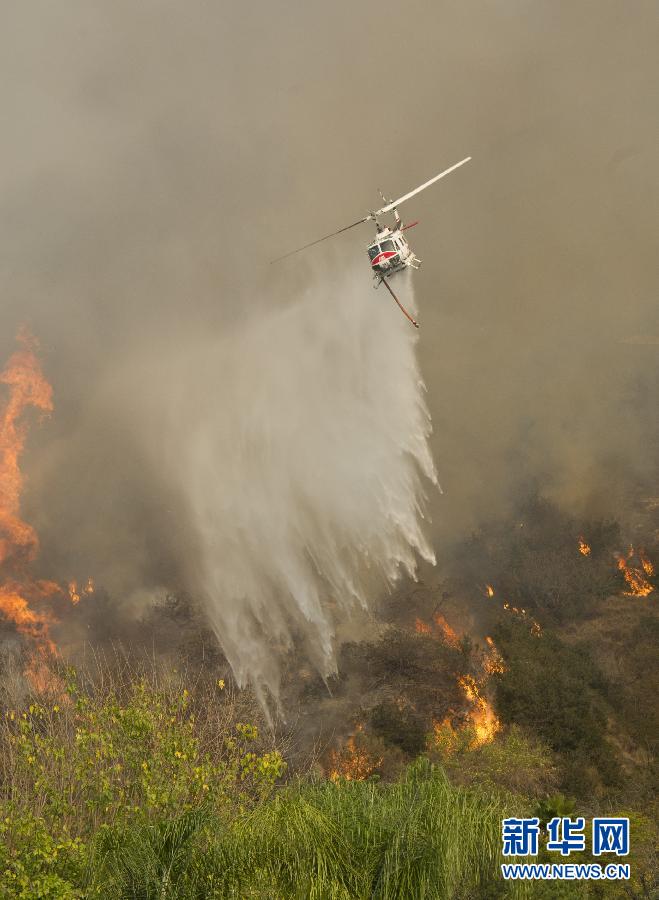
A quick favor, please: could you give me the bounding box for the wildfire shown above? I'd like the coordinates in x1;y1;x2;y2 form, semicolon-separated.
414;613;461;648
578;537;591;557
431;716;461;756
616;547;655;597
484;635;507;675
457;674;501;747
0;332;92;691
485;584;495;598
498;600;542;637
68;578;94;606
327;725;382;782
458;675;501;747
433;677;500;753
433;612;460;648
0;329;52;567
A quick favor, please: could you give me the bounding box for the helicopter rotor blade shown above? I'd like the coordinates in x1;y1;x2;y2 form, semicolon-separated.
373;156;471;216
271;216;372;263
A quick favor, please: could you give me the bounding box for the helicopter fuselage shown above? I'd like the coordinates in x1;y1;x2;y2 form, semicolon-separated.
366;226;420;278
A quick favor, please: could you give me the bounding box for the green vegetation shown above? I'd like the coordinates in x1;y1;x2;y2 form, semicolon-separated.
0;661;657;897
0;669;284;897
0;671;518;899
492;620;620;796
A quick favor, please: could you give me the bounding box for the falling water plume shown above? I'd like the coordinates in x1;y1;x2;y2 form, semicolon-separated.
146;268;438;712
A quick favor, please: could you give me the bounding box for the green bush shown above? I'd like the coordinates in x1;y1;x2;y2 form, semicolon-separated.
0;667;284;897
0;670;524;898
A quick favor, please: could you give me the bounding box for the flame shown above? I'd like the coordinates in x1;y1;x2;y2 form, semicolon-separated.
616;546;654;597
431;716;460;755
67;578;93;605
457;674;500;747
500;599;542;637
0;582;57;651
0;332;93;691
484;635;507;675
327;725;382;782
433;612;460;648
0;329;52;568
578;536;591;556
485;584;495;598
427;639;505;755
415;613;461;648
432;676;501;753
414;617;432;635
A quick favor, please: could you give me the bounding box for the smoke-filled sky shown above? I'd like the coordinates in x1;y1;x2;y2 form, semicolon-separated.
1;2;658;675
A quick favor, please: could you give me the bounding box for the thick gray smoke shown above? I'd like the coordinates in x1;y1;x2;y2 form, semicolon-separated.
1;2;658;694
145;269;435;702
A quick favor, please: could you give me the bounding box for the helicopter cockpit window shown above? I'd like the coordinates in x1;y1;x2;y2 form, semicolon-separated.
368;245;380;260
380;240;395;253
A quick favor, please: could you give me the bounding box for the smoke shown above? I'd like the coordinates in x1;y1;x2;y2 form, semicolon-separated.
137;269;436;704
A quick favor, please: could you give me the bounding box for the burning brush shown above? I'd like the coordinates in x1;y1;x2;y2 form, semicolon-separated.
578;535;655;598
616;546;655;597
0;331;93;691
415;609;505;749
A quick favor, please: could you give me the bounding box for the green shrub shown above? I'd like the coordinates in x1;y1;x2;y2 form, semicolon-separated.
0;667;284;897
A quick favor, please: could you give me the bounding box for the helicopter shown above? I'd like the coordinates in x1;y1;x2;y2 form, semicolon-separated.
273;156;471;328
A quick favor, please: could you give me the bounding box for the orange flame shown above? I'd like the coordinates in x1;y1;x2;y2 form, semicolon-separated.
433;612;461;648
431;716;461;756
327;725;382;782
484;635;507;675
616;547;654;597
414;617;432;635
415;613;461;647
485;584;495;598
578;537;591;557
500;598;542;637
0;332;92;691
457;674;500;747
0;329;52;568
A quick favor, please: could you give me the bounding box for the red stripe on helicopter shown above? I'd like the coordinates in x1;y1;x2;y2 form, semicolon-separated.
371;251;397;267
